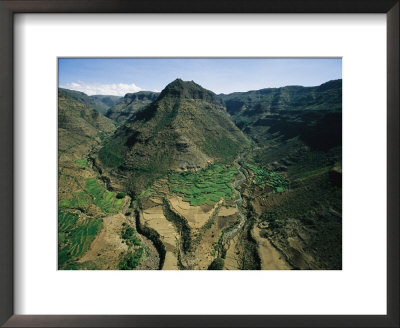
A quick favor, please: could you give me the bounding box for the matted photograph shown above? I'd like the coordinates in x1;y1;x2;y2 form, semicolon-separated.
1;1;396;325
58;58;342;270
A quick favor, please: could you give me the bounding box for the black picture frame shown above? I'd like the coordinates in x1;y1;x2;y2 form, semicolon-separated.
0;1;398;327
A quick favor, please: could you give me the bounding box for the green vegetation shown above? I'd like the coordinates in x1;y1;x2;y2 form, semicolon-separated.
246;163;288;192
59;178;123;215
118;248;144;270
85;178;123;214
58;210;103;268
121;223;141;247
287;151;335;179
210;242;223;258
208;257;224;270
260;211;284;230
98;139;126;168
119;223;144;269
168;163;238;206
75;159;88;168
200;135;242;164
116;192;126;199
137;187;153;199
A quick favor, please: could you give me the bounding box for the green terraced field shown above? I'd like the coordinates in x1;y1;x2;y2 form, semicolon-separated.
58;210;103;268
168;163;238;206
75;159;88;168
59;178;124;215
246;163;289;193
58;178;126;269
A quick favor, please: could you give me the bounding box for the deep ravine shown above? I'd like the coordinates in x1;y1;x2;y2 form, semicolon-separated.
222;154;248;243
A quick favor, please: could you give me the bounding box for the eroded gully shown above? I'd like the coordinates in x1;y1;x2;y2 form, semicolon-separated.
222;154;248;243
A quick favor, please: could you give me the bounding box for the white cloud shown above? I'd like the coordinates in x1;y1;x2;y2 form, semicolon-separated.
60;82;143;96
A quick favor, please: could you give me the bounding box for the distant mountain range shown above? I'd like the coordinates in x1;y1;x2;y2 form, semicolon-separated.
58;88;121;115
220;79;342;151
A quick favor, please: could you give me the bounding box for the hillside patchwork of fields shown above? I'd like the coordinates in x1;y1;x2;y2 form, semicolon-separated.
58;78;342;270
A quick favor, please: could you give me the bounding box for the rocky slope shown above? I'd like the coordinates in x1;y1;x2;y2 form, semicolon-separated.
105;91;159;124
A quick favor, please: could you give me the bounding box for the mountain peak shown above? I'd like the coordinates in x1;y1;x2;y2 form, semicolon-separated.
170;77;184;85
162;78;201;93
159;79;222;105
317;79;342;92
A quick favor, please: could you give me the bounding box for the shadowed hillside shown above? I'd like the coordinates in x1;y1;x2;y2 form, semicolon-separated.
220;79;342;150
105;91;160;124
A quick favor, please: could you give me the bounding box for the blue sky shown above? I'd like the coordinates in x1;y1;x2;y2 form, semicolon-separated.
58;58;342;96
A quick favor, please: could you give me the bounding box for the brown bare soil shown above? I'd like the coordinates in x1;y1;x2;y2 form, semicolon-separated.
168;196;220;231
251;225;291;270
78;213;129;269
141;205;180;270
224;234;241;270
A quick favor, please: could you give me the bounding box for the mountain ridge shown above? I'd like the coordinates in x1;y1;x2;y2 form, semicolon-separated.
58;88;121;115
219;79;342;151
